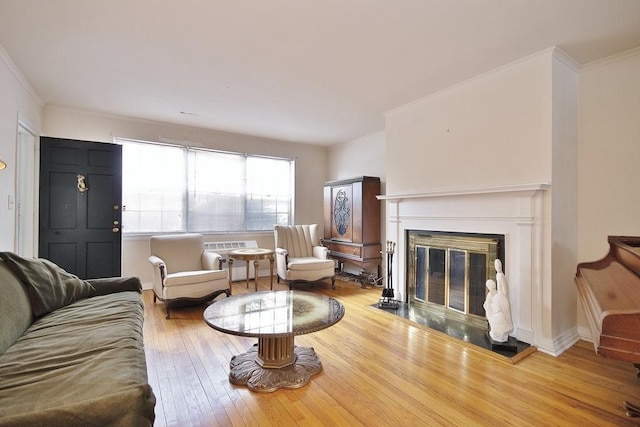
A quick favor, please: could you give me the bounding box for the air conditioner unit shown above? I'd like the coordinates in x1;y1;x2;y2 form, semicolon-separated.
204;240;258;281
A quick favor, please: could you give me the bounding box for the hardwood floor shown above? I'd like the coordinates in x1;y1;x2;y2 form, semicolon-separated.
142;277;640;426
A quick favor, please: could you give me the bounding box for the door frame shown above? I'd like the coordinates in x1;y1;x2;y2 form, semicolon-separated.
15;115;39;258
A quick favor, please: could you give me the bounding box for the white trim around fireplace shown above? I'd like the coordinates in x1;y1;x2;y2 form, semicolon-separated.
378;183;550;351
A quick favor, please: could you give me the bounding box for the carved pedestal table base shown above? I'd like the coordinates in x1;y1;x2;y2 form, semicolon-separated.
204;290;344;393
229;343;322;393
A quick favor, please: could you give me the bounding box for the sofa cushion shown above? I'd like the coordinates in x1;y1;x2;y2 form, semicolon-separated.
0;291;155;426
0;252;96;317
0;260;32;357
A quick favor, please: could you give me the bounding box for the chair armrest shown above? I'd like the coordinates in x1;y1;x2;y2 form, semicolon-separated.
148;255;165;268
148;255;167;282
275;247;289;265
313;245;329;259
202;251;225;270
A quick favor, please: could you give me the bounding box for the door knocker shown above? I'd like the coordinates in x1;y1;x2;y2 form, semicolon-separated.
77;174;88;193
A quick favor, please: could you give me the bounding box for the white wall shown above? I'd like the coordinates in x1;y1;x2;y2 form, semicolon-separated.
0;46;42;251
578;48;640;262
328;130;386;182
43;106;329;283
385;49;554;195
550;53;579;347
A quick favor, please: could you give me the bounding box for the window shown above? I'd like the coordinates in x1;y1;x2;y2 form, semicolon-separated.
120;139;294;233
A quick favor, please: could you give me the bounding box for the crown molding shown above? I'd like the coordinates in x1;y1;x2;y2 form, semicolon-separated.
551;46;581;72
385;47;562;118
0;42;44;107
581;46;640;71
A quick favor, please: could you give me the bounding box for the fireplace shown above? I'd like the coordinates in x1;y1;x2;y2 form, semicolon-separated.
378;183;549;349
407;231;504;328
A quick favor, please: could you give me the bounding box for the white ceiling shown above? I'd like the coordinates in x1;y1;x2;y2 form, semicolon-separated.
1;1;640;146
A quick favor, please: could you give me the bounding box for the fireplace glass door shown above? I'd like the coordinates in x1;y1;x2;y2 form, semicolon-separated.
415;247;446;305
409;232;500;326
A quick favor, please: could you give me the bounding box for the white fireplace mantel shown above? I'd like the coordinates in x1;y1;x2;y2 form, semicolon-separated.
377;183;550;202
379;182;550;350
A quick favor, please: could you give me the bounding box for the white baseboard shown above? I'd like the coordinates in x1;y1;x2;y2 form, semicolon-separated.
551;327;581;356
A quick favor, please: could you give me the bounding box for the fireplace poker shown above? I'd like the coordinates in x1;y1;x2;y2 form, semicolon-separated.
379;241;398;309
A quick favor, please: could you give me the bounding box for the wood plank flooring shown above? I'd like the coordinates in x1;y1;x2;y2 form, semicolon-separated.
142;277;640;426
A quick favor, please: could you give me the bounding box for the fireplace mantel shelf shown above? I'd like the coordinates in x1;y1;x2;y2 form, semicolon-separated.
376;183;550;202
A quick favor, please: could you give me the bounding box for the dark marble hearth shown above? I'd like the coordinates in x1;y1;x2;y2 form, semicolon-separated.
373;302;531;360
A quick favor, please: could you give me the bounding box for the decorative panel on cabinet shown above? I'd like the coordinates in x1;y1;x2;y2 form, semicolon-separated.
322;176;381;280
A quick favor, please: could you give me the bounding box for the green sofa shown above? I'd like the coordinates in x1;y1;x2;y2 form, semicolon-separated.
0;253;156;426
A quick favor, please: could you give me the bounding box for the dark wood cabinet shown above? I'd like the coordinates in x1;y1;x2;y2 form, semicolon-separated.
322;176;381;278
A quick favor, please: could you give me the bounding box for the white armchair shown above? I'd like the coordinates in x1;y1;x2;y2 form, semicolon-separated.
148;233;230;318
274;224;336;290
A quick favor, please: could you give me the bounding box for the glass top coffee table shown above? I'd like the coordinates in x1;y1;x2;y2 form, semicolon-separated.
204;290;345;393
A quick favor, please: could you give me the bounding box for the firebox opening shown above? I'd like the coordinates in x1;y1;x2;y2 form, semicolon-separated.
406;230;505;329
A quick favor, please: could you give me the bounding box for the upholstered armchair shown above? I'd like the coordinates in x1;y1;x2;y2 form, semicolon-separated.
274;224;336;290
148;233;230;318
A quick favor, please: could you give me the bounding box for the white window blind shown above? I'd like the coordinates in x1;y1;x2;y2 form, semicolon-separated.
120;138;294;233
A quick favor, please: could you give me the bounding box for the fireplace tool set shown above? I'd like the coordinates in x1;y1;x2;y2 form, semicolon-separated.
378;241;399;309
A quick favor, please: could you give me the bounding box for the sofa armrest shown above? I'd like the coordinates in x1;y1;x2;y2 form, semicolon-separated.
202;251;225;270
312;245;329;259
86;276;143;295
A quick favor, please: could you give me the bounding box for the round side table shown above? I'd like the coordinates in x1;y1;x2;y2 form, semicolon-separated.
227;248;274;291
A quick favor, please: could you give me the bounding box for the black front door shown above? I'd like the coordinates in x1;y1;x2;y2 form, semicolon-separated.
39;137;122;279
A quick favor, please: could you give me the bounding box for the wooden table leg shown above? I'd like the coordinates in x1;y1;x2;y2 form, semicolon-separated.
245;260;250;289
253;259;260;292
269;256;274;290
229;258;234;284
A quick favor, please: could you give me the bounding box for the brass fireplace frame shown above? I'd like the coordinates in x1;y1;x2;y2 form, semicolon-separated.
407;232;501;328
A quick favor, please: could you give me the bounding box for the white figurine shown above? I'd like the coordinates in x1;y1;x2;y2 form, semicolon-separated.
483;279;497;321
485;259;514;342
